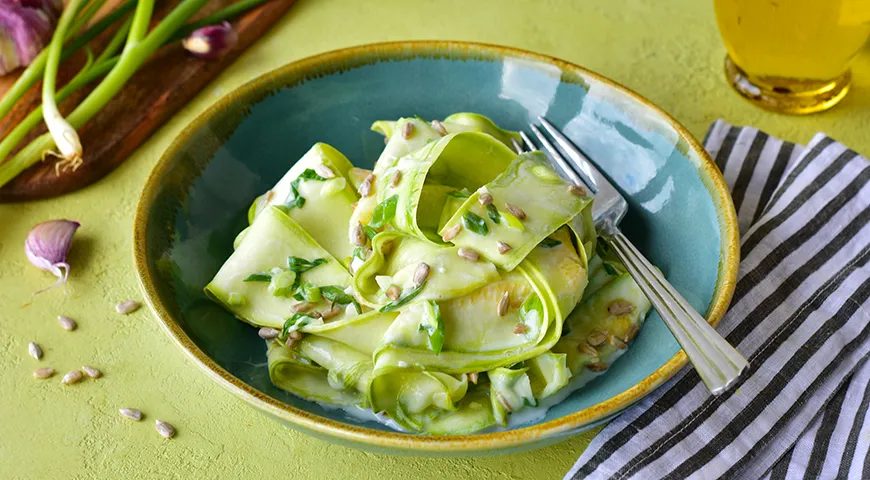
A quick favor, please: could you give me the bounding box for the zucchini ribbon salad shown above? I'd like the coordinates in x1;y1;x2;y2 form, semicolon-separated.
206;113;652;434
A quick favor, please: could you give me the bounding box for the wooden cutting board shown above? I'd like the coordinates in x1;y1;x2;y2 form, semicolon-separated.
0;0;297;202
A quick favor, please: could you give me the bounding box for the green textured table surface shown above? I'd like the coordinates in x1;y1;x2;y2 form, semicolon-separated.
1;1;867;478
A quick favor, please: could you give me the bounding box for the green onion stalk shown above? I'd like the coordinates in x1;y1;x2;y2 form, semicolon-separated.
0;0;276;188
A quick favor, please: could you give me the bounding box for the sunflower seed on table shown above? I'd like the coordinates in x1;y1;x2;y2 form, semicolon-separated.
413;263;430;287
120;408;143;421
457;248;479;262
155;420;176;439
33;367;55;379
115;300;141;315
497;242;512;254
442;224;462;242
390;170;402;187
497;291;510;317
314;164;335;179
504;203;526;220
608;299;635;316
513;323;528;334
478;192;493;206
577;343;599;358
57;315;77;331
258;327;280;340
587;362;608;372
82;365;102;378
62;370;83;385
569;185;587;197
385;285;401;301
586;330;607;347
28;342;42;360
431;119;447;136
401;122;415;139
351;222;367;246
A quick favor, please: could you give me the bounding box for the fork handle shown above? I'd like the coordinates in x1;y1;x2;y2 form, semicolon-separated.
605;229;748;395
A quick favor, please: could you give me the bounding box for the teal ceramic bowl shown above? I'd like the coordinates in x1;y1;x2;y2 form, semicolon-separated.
134;41;739;455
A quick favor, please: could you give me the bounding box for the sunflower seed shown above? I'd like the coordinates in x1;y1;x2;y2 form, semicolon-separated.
497;241;512;254
587;362;608;372
351;201;359;211
569;185;587;197
586;330;607;347
155;420;176;439
358;174;374;197
624;324;640;343
442;224;462;242
384;136;389;144
608;300;635;316
351;223;367;246
513;323;528;334
413;263;430;287
57;315;77;331
28;342;42;360
431;119;447;136
33;367;55;379
320;306;342;320
285;331;302;349
478;192;493;206
577;343;599;358
468;372;479;384
385;285;401;300
496;392;512;412
390;170;402;187
504;203;526;220
258;328;280;340
291;302;314;314
120;408;143;421
497;291;510;317
314;164;335;179
457;247;479;262
62;370;83;385
608;335;628;350
401;122;415;139
115;300;140;315
82;365;102;379
380;240;394;255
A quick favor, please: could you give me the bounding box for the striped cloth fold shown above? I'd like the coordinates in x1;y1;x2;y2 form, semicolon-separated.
566;120;870;480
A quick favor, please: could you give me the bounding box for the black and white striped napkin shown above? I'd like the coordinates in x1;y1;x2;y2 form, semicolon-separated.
566;120;870;480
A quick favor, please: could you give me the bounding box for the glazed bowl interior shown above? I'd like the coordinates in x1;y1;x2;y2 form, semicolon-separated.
135;41;738;454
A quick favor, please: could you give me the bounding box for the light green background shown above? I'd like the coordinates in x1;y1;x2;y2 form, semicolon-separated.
1;0;867;478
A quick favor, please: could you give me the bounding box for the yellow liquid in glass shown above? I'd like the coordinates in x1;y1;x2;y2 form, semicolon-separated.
714;0;870;80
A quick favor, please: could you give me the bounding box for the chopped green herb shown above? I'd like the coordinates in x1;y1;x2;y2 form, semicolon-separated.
539;237;562;248
380;280;427;312
321;285;362;314
284;168;326;211
462;212;489;236
285;256;327;291
298;283;322;303
369;195;399;228
363;225;378;240
243;272;272;282
446;189;470;199
282;312;318;337
603;261;619;276
486;204;501;224
268;270;297;297
417;301;445;355
352;247;366;261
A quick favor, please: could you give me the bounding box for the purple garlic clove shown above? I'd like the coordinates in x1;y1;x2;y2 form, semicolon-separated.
24;219;80;294
182;21;237;60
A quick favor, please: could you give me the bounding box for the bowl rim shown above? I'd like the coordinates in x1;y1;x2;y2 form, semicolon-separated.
133;40;740;453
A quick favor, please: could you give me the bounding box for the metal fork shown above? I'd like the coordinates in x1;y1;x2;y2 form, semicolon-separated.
517;117;748;396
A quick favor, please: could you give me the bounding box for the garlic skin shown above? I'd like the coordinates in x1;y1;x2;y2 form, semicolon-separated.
0;1;57;75
182;22;238;60
24;219;80;293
